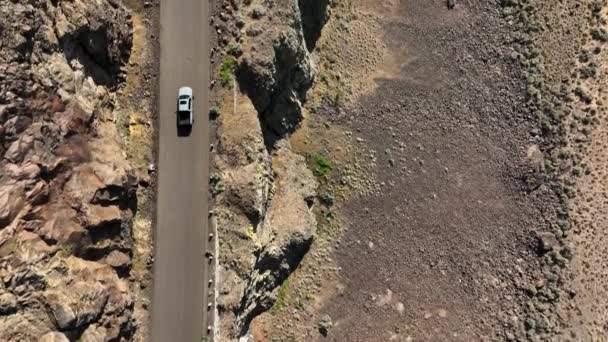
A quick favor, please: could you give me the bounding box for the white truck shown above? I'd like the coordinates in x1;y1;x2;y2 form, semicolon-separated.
177;86;194;127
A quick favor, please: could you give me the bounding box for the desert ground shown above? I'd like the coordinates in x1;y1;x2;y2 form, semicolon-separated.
3;0;608;341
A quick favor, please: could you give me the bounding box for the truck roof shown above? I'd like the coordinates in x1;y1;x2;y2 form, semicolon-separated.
178;86;193;97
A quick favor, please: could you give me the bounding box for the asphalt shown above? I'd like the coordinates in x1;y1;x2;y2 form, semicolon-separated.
151;0;210;340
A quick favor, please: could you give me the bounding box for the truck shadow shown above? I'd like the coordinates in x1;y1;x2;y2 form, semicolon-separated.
177;124;192;137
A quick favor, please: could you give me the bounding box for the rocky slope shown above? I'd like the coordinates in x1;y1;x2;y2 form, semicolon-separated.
0;0;152;340
214;0;608;341
233;0;608;341
209;0;329;339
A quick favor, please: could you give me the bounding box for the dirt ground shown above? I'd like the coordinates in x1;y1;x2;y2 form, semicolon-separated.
220;0;608;340
318;1;555;340
116;0;160;339
250;0;562;341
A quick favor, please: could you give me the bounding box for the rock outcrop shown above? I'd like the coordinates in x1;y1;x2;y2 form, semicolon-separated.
212;0;330;339
214;95;271;332
235;143;317;333
298;0;331;51
214;131;318;337
0;0;138;339
236;0;316;142
0;253;134;341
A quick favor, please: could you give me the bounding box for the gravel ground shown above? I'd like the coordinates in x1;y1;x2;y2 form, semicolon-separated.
217;0;608;341
316;1;561;340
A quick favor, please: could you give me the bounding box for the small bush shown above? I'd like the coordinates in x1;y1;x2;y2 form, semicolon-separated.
320;192;335;206
272;278;290;313
209;173;224;195
312;153;333;177
219;56;238;85
227;43;242;56
331;88;344;108
244;225;254;239
591;28;608;42
209;106;220;120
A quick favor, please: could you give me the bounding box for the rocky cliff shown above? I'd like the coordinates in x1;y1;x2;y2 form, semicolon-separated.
211;0;330;339
0;0;143;340
235;0;324;143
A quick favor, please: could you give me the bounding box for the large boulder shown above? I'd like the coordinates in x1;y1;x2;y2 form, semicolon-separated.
37;206;88;245
80;324;109;342
4;133;34;163
51;0;132;86
0;256;134;341
45;281;110;330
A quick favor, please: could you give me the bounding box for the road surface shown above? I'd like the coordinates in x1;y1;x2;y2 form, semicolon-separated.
151;0;210;340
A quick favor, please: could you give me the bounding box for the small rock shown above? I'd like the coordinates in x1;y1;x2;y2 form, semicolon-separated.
0;291;18;315
39;332;70;342
104;250;131;270
26;181;50;206
318;314;333;337
525;318;536;330
250;5;266;19
537;232;559;253
560;245;574;260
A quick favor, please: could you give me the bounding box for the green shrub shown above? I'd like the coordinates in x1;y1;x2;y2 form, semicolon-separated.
219;56;238;85
227;43;242;56
244;225;254;240
312;153;333;177
320;192;335;206
272;278;290;313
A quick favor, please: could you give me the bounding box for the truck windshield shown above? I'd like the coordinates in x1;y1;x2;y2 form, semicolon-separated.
179;95;189;100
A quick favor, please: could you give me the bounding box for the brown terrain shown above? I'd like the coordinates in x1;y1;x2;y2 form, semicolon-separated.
208;0;608;341
0;0;158;340
2;0;608;340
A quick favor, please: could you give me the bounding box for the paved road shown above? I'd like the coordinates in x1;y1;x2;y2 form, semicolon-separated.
151;0;210;340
